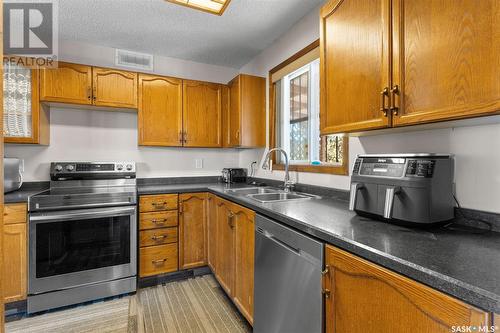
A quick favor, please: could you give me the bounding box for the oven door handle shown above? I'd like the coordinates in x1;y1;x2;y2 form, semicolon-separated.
30;206;136;222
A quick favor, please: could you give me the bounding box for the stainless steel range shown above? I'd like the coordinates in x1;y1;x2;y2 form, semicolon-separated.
27;162;137;314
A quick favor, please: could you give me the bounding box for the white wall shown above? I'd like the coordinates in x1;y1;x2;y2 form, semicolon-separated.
4;40;241;181
5;108;239;181
238;5;500;214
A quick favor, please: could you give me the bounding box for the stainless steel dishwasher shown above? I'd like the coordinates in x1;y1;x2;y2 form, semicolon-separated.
254;214;323;333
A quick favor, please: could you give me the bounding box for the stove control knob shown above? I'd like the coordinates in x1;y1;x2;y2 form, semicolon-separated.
126;164;133;171
55;164;63;172
116;164;123;171
66;164;75;172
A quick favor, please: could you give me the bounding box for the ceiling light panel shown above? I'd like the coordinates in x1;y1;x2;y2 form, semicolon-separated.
167;0;231;15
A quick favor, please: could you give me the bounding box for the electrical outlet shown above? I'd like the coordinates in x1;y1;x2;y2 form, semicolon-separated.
195;159;203;169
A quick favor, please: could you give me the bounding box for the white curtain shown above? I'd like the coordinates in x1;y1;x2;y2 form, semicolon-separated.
3;61;32;137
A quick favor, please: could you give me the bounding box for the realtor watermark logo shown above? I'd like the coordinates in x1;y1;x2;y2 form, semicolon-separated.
3;0;58;67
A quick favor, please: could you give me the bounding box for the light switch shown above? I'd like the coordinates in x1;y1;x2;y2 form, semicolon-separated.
195;159;203;169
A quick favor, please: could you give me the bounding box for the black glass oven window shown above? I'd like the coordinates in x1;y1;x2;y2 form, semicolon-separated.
36;216;130;278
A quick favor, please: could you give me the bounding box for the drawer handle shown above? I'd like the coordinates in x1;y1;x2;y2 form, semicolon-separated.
152;259;167;265
151;235;167;241
152;202;168;207
151;218;167;224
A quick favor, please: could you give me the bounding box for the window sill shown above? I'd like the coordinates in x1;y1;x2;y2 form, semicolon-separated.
272;163;349;175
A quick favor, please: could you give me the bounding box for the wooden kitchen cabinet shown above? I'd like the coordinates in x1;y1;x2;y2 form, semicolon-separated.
3;203;27;303
40;62;92;105
40;63;138;109
215;198;235;295
319;0;391;134
138;74;183;146
179;193;207;270
391;0;500;126
226;74;266;147
323;245;490;333
92;67;137;109
139;194;179;278
232;202;255;324
182;80;222;147
320;0;500;134
207;194;218;272
4;58;49;144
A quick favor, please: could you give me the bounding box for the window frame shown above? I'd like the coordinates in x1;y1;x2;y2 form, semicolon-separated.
268;39;349;175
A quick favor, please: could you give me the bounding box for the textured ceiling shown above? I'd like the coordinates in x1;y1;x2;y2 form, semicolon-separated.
59;0;322;69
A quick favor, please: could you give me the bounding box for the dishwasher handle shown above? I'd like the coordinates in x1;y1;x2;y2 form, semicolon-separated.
257;226;322;267
261;229;300;254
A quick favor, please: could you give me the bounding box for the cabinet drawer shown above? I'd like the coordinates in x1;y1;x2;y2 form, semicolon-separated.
140;194;178;212
140;243;178;277
4;203;27;225
139;211;178;230
140;228;178;247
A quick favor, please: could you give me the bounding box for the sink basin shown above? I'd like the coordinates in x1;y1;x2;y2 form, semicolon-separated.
247;192;317;203
225;187;281;195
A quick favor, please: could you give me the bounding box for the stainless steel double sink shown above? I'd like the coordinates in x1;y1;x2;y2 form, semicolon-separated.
225;186;319;203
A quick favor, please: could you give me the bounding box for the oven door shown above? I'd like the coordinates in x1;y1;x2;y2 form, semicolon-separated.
29;206;137;295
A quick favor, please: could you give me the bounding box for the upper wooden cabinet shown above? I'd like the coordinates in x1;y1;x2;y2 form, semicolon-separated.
391;0;500;126
138;74;183;146
3;58;49;144
182;80;222;147
226;74;266;147
320;0;500;134
179;192;207;270
40;62;138;109
92;67;137;109
320;0;391;134
40;62;92;105
324;245;490;333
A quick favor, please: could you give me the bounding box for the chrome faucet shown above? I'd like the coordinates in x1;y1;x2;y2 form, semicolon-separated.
262;148;294;192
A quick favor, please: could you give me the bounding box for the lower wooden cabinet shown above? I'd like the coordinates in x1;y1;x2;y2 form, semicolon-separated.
179;193;207;270
139;194;179;278
209;197;255;324
215;198;235;295
207;194;218;272
140;243;178;277
233;203;255;325
3;203;28;303
323;245;490;333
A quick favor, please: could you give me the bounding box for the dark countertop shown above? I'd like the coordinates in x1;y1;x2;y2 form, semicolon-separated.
4;182;49;204
139;182;500;313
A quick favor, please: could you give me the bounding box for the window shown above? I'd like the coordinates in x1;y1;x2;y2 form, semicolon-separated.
270;40;347;174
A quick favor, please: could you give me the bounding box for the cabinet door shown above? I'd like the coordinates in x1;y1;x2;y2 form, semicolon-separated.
233;203;255;325
215;199;235;296
324;245;490;333
138;74;183;146
92;67;138;108
179;193;207;270
3;223;27;303
207;194;218;272
4;60;48;144
320;0;391;134
182;80;222;147
40;62;92;105
392;0;500;126
228;76;241;147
